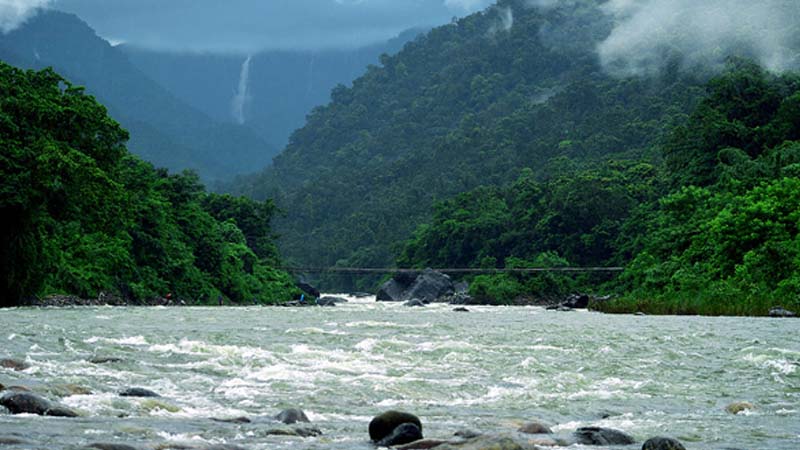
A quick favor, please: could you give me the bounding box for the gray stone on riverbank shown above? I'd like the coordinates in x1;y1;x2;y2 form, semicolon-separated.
769;307;797;317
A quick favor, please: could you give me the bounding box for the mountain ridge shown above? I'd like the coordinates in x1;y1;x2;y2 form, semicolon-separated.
0;10;274;182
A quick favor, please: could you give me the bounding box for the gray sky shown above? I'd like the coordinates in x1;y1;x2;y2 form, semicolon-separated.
43;0;496;53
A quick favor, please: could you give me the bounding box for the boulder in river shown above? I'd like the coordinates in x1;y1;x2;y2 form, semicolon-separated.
725;401;755;414
317;296;348;306
573;427;636;445
211;417;252;424
405;299;426;307
453;307;470;312
88;444;140;450
404;269;455;303
433;434;530;450
0;392;78;417
769;307;797;317
119;387;161;398
90;356;124;364
561;293;590;309
517;421;552;434
377;269;456;303
441;293;474;305
0;437;30;445
642;437;687;450
376;422;423;447
369;410;423;442
275;408;310;424
396;439;450;450
0;358;29;371
377;278;409;302
454;429;482;439
296;281;320;298
293;426;323;437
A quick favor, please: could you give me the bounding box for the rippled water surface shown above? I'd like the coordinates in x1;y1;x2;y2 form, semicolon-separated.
1;297;798;449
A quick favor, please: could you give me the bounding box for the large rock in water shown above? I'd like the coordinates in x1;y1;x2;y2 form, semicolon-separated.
377;278;411;302
0;358;29;371
376;422;423;447
433;434;533;450
0;392;78;417
561;293;590;309
769;307;797;317
403;269;455;303
377;269;456;303
642;437;687;450
296;281;320;298
275;408;310;424
369;411;423;442
573;427;636;445
119;387;160;398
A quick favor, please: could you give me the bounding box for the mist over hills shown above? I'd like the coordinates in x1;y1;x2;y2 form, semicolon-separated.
120;29;423;150
0;10;275;182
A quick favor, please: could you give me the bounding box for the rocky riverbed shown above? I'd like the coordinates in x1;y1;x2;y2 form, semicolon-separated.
1;298;797;449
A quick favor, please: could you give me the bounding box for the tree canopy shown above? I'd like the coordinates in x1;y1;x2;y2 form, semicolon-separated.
0;62;298;306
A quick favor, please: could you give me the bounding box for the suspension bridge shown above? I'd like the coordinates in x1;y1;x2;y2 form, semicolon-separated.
280;267;625;274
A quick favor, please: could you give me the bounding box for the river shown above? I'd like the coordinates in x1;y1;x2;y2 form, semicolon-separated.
0;297;798;449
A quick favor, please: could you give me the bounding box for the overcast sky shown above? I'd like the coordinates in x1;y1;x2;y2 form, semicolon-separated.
44;0;496;53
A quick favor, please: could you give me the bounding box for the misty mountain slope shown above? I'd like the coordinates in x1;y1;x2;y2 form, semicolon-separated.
120;29;423;150
229;0;720;277
0;10;275;181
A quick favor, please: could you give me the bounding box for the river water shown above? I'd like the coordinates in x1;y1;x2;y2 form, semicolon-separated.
0;297;798;449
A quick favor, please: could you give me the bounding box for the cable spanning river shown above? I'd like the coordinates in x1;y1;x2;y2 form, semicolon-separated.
1;297;798;449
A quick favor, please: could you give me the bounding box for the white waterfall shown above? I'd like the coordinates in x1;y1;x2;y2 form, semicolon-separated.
231;55;253;124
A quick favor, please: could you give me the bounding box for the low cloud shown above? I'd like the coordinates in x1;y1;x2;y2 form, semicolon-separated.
598;0;800;75
488;6;514;34
0;0;51;33
47;0;496;53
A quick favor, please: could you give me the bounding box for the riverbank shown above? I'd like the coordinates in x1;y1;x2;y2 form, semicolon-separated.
591;294;799;318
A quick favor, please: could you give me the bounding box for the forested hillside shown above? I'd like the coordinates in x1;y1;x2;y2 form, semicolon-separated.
401;61;800;315
0;62;298;306
231;0;706;283
0;11;274;181
121;29;423;150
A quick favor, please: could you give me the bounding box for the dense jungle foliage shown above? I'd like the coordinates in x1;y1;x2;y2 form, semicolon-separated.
231;0;707;287
401;61;800;315
0;62;299;307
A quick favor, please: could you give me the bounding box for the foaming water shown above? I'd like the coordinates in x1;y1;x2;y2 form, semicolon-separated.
0;300;798;449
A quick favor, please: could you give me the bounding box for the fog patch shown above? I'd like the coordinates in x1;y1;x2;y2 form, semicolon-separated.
0;0;51;33
488;6;514;35
598;0;800;76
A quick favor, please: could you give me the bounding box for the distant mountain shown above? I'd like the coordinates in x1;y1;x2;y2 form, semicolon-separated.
120;29;423;149
229;0;712;281
0;10;274;182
